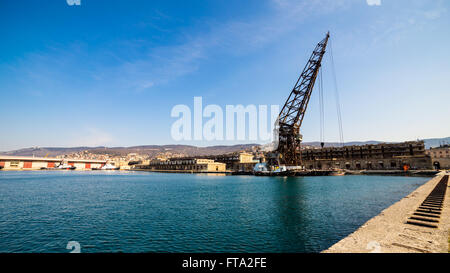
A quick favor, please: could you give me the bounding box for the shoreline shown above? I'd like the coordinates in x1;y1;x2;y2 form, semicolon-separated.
132;169;231;174
132;168;439;177
0;168;440;177
323;172;450;253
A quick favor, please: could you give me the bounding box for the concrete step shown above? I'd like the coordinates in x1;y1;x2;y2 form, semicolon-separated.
418;206;442;211
408;216;439;223
413;212;440;218
416;209;441;215
406;220;438;228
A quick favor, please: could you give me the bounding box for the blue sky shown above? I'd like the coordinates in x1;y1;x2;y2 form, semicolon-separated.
0;0;449;150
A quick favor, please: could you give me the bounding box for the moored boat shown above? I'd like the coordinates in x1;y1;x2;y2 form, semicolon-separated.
100;163;119;170
56;162;76;170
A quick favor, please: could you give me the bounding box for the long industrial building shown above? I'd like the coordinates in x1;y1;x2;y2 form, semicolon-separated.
138;152;258;173
143;158;227;173
201;152;259;172
300;141;432;170
0;156;106;170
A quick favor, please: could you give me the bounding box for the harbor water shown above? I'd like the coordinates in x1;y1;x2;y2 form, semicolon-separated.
0;171;429;253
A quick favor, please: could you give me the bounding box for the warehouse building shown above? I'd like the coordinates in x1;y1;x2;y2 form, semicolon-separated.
144;158;226;173
0;156;106;170
425;144;450;169
300;141;432;170
202;152;259;172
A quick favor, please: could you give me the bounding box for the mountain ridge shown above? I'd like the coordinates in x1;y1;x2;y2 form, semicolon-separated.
1;137;448;157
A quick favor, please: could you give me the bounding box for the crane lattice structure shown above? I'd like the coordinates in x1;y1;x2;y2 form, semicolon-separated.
275;32;330;166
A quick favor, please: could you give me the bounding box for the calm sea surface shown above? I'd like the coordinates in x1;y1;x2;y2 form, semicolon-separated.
0;171;428;253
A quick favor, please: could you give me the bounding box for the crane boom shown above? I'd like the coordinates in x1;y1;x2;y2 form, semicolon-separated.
276;32;330;166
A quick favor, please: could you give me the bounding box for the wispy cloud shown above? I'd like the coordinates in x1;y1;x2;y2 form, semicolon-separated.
2;0;350;96
72;127;114;147
3;0;444;97
99;0;349;89
366;0;381;6
366;0;447;48
424;8;447;20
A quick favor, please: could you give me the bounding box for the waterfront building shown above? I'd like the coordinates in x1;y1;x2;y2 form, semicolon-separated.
144;158;226;173
425;144;450;169
0;156;106;170
300;141;432;170
140;152;258;173
202;152;259;172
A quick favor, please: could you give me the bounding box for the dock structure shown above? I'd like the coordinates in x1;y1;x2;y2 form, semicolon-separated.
323;172;450;253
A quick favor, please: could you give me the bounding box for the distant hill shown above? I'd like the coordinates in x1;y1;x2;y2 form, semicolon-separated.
421;137;450;149
1;146;98;157
1;137;448;157
0;144;258;158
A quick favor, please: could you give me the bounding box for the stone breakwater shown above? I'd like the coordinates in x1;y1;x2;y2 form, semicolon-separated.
323;172;450;253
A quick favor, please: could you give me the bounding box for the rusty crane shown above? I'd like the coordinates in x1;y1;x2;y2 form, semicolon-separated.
272;32;330;168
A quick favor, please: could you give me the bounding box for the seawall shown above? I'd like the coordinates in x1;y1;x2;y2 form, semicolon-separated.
323;172;450;253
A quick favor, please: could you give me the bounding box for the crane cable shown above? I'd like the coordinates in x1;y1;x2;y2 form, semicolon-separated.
318;67;325;148
329;38;345;147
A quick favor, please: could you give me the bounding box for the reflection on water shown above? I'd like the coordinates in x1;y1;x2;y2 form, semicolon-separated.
0;171;428;253
201;173;227;177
